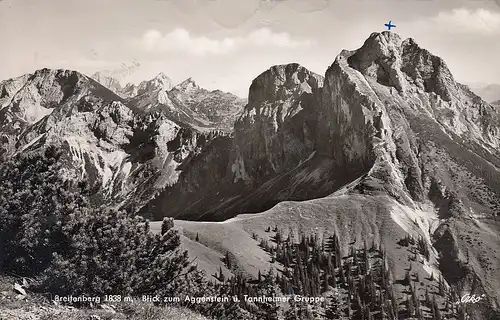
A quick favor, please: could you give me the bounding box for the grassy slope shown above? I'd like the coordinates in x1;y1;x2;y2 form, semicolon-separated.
153;193;446;308
157;190;500;318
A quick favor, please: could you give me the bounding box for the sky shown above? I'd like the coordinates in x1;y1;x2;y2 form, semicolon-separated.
1;0;500;97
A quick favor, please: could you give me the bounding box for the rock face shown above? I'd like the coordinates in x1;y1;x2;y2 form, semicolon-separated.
136;72;173;96
234;64;323;184
91;71;246;132
145;63;343;221
90;72;123;96
0;68;226;212
121;82;139;98
150;32;498;221
168;78;246;132
0;69;122;160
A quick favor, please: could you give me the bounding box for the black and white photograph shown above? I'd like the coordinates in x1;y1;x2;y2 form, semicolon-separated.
1;0;500;319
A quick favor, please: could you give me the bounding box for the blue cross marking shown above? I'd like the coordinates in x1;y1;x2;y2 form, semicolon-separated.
384;20;396;30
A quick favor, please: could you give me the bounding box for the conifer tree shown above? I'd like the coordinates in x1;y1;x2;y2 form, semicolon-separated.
391;289;398;319
225;251;232;269
334;234;342;267
432;294;442;320
407;294;414;318
425;286;431;306
254;268;280;320
284;299;299;320
161;217;174;235
404;270;411;286
386;300;396;320
0;146;90;274
219;266;225;282
339;263;346;286
364;240;370;275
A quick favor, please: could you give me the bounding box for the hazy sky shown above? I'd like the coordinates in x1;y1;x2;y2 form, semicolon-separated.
1;0;500;97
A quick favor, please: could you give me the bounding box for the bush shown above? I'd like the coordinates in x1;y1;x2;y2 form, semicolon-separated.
0;146;89;274
0;146;193;298
0;146;255;319
36;211;192;298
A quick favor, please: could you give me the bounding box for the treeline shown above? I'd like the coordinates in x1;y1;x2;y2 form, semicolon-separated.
211;226;471;320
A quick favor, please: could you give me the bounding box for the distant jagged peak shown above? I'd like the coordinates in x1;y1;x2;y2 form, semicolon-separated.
149;72;172;88
31;67;86;80
248;63;323;104
91;70;115;79
153;72;170;81
466;83;500;103
19;68;94;92
137;72;173;96
342;31;458;101
1;68;121;96
493;100;500;106
173;77;200;92
0;68;126;128
90;71;123;93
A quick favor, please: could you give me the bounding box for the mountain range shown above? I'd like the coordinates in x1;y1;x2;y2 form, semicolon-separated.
467;83;500;104
1;31;499;319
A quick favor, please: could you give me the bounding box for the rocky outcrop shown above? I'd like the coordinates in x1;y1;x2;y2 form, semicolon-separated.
0;68;227;213
121;82;139;98
0;69;123;160
233;64;323;185
91;72;173;99
91;72;123;96
136;72;173;96
144;63;337;220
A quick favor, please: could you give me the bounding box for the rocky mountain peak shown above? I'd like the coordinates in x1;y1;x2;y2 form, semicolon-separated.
344;31;458;101
174;77;200;93
31;68;87;85
90;72;123;93
121;82;138;98
154;72;169;81
344;32;404;90
137;73;173;96
248;63;323;104
0;68;96;125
